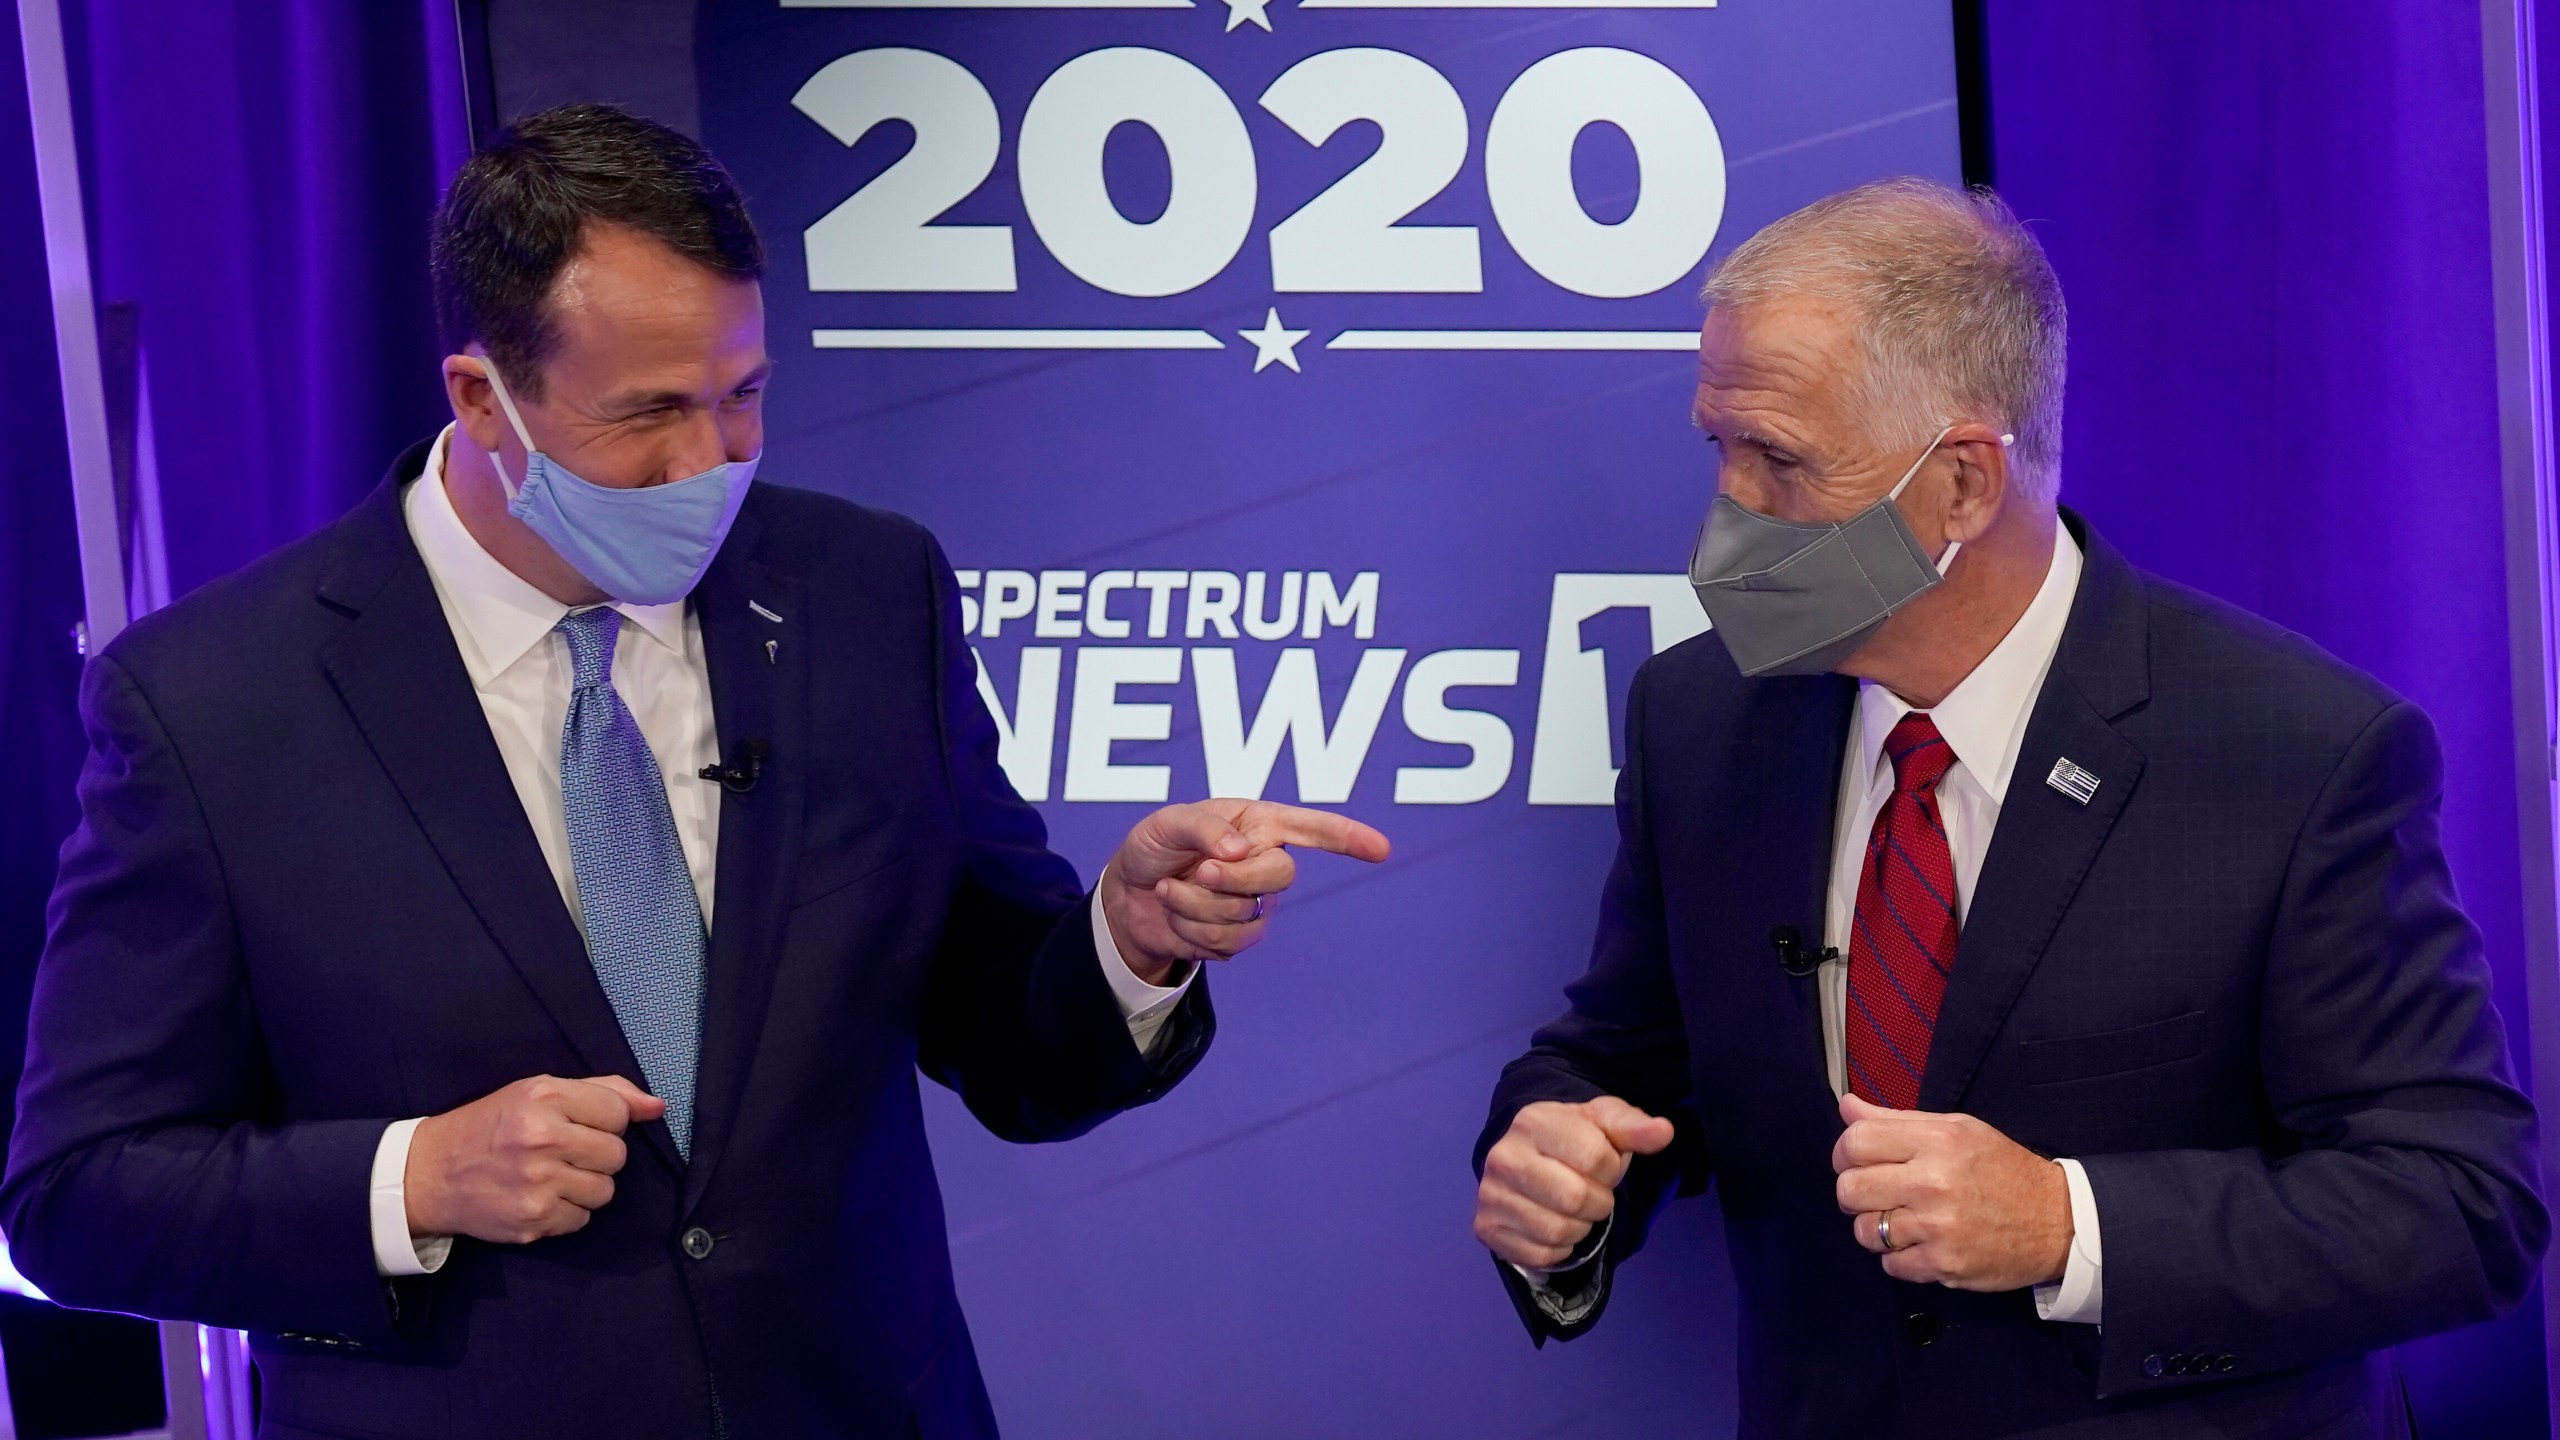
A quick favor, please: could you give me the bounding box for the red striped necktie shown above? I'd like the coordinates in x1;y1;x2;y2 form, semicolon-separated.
1846;712;1961;1110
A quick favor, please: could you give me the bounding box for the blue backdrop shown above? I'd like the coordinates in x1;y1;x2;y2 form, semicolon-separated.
694;5;1958;1436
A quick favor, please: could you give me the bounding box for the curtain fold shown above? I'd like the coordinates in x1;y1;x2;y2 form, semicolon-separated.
73;0;459;596
1986;4;2546;1432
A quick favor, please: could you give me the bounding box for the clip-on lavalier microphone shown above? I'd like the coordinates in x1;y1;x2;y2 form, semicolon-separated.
699;738;767;794
1770;926;1838;978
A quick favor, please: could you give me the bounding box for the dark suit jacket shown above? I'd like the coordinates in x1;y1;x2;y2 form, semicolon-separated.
1479;513;2545;1440
3;441;1213;1439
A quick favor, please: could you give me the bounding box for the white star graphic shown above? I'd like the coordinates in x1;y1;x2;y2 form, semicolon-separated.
1222;0;1273;30
1240;307;1310;373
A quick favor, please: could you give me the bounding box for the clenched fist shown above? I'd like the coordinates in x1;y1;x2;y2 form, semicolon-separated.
405;1074;665;1245
1833;1092;2073;1291
1473;1097;1675;1271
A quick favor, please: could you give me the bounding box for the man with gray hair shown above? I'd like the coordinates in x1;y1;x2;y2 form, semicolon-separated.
1472;178;2543;1437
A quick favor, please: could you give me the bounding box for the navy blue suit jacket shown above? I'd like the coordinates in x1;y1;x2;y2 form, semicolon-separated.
1480;514;2544;1439
3;442;1213;1439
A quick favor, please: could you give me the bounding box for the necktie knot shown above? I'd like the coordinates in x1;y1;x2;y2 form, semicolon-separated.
1885;712;1956;796
556;607;622;690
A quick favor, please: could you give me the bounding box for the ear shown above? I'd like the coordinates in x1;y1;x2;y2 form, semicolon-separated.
1936;421;2013;544
443;353;509;458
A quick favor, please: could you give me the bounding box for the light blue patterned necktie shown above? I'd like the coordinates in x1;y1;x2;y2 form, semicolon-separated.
555;606;705;1159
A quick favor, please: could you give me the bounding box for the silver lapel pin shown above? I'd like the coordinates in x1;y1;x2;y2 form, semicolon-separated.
749;600;785;624
765;639;779;665
2046;757;2100;805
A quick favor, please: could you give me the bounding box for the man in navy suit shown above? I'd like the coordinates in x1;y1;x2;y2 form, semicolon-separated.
3;104;1386;1438
1472;178;2545;1438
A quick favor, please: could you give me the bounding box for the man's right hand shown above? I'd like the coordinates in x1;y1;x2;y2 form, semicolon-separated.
1473;1097;1675;1270
404;1074;665;1245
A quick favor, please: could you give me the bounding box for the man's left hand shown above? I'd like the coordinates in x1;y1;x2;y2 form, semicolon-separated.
1102;800;1392;984
1832;1092;2072;1291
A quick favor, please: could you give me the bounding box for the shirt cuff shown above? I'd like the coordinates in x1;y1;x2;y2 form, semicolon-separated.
370;1118;452;1278
1513;1213;1613;1325
1091;888;1195;1055
2032;1157;2103;1323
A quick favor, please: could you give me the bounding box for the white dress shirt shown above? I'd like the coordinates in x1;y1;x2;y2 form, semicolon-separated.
1530;527;2103;1325
370;428;1192;1276
1818;528;2102;1323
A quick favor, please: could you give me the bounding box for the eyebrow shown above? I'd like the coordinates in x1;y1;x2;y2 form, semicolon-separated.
599;361;776;416
1693;412;1800;456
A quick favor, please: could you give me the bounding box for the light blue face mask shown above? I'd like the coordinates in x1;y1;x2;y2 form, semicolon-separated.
481;365;758;605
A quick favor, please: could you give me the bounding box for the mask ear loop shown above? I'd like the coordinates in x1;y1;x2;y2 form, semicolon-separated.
477;362;541;504
1925;427;2017;573
1883;427;2022;579
1886;425;1964;576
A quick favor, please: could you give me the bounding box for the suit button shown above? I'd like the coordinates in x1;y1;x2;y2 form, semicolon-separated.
2170;1352;2193;1374
1902;1312;1940;1347
2142;1354;2166;1379
2216;1354;2237;1372
681;1226;716;1260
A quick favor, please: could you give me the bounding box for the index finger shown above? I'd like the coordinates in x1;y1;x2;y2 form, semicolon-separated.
557;1123;630;1177
1520;1109;1620;1183
1835;1161;1917;1216
1236;803;1391;862
558;1076;649;1133
1830;1116;1924;1172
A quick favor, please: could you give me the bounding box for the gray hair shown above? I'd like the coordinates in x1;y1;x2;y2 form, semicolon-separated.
1700;177;2067;500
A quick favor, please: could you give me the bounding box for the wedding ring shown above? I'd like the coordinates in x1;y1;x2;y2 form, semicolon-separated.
1877;1210;1899;1252
1250;894;1266;921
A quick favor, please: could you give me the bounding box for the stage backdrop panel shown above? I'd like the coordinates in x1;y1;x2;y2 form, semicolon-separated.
685;4;1960;1434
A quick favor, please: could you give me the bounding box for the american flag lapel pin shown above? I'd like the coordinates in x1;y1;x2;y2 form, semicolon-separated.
2046;757;2100;805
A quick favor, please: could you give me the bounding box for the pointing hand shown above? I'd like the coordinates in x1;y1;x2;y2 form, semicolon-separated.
1101;799;1392;983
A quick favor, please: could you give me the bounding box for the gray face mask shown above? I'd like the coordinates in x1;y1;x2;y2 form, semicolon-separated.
1688;427;2010;677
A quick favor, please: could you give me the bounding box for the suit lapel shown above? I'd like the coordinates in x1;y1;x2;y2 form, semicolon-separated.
1919;515;2150;1112
1771;681;1857;1105
314;470;657;1113
1699;673;1854;1109
681;512;810;1209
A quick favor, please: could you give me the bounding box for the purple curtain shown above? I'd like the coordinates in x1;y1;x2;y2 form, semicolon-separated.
0;6;182;1434
69;0;460;596
1;0;88;1163
1985;3;2546;1432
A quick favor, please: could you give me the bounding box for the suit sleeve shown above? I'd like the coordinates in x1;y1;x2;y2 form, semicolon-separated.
0;655;415;1346
1476;658;1709;1342
912;532;1213;1143
2080;701;2547;1397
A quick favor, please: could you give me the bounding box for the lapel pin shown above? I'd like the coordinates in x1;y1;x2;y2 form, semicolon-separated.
765;639;779;665
2046;757;2100;805
749;600;785;624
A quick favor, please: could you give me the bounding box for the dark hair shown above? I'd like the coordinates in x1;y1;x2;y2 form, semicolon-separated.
430;103;763;396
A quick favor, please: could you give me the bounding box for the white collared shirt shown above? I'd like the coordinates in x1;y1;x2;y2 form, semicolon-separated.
368;427;1190;1276
1818;526;2103;1323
